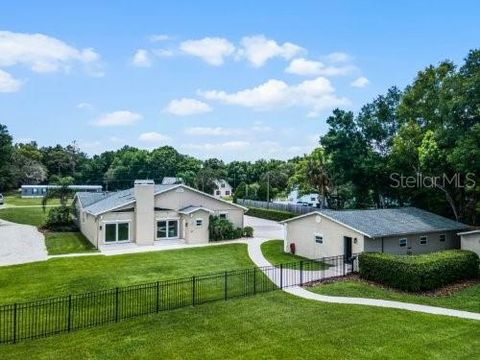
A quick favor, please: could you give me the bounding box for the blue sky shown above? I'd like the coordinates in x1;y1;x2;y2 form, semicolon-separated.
0;1;479;161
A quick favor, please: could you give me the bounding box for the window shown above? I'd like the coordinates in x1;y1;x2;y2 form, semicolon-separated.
196;219;203;227
315;234;324;244
219;213;228;219
225;191;230;196
156;220;179;239
216;190;221;195
221;183;225;188
104;222;130;243
420;236;428;245
399;238;407;247
439;234;446;242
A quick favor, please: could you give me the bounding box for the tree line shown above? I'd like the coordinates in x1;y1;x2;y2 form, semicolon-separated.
1;49;479;224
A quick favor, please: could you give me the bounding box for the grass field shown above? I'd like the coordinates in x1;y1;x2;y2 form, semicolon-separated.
0;243;254;303
261;239;328;270
3;195;62;206
0;207;48;227
0;291;479;359
45;232;97;255
310;278;480;313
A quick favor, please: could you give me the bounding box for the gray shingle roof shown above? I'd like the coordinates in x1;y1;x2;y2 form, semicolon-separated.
284;207;470;238
78;184;178;216
178;205;213;214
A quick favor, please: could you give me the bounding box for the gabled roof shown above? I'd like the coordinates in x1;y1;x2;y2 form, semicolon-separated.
76;183;246;216
281;207;470;238
178;206;214;215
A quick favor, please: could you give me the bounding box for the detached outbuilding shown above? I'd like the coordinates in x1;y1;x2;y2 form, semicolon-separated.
458;230;480;257
281;207;470;259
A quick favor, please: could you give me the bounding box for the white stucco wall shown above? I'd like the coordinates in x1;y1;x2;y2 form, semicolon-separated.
181;210;210;244
460;232;480;257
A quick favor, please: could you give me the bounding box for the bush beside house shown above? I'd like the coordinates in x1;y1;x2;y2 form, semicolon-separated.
246;207;295;222
208;216;254;241
359;250;480;292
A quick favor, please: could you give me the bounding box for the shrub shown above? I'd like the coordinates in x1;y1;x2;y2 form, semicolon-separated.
42;206;77;231
246;207;295;222
209;216;244;241
359;250;480;292
243;226;254;237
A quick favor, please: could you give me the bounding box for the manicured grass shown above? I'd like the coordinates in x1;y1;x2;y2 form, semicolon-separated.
261;239;328;270
0;244;254;303
0;207;48;227
3;195;62;206
310;278;480;313
0;291;479;359
45;232;97;255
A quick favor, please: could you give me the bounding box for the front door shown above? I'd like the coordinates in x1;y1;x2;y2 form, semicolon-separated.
344;236;352;261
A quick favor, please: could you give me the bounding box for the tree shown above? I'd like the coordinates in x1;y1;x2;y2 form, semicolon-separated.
42;176;74;211
0;124;13;190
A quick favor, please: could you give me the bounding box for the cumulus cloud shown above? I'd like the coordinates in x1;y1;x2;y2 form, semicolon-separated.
76;102;94;110
179;37;235;66
131;49;152;67
138;132;172;144
0;30;102;76
92;110;142;127
286;57;355;77
164;98;212;116
200;76;349;117
237;35;303;67
0;69;22;92
324;52;351;63
351;76;370;88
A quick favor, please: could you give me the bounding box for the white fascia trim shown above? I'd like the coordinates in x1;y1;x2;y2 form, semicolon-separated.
280;211;371;238
458;229;480;236
86;200;136;217
178;207;214;215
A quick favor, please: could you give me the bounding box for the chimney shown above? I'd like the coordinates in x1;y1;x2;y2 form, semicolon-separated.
134;180;155;245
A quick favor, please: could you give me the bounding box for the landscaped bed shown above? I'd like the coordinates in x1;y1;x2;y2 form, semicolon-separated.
261;239;329;270
309;275;480;313
0;291;479;359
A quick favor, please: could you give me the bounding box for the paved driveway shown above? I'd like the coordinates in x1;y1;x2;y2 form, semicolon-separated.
244;215;284;240
0;219;48;266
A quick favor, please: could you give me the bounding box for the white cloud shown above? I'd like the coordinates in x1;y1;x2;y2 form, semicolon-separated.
164;98;212;116
149;34;171;42
0;69;22;92
182;141;250;152
237;35;303;67
200;76;349;117
138;132;172;144
76;102;93;110
324;52;351;63
0;30;102;75
286;57;355;77
179;37;235;66
131;49;152;67
92;110;142;127
185;127;245;136
351;76;370;88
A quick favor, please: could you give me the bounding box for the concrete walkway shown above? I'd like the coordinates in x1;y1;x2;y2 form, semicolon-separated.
247;235;480;321
0;219;48;266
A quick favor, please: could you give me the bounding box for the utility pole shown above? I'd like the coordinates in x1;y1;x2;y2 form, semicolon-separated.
266;172;270;204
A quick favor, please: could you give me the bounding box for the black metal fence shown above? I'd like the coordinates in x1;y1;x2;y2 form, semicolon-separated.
237;199;319;214
0;255;356;344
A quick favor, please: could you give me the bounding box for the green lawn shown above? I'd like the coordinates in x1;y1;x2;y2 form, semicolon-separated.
0;206;48;227
0;291;479;359
310;278;480;313
45;232;97;255
3;195;62;206
261;239;328;270
0;243;254;303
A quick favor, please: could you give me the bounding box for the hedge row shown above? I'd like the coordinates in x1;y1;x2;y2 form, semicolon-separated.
245;207;296;222
358;250;480;292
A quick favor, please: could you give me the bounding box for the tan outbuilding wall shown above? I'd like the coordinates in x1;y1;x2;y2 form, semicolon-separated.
181;210;211;244
459;230;480;257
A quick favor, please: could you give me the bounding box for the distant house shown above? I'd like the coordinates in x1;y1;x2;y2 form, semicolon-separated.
281;207;470;259
161;177;184;185
21;184;102;198
213;179;232;198
73;180;247;248
287;187;326;208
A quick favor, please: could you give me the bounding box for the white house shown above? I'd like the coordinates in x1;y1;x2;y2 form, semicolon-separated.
213;179;232;198
73;180;247;249
458;229;480;257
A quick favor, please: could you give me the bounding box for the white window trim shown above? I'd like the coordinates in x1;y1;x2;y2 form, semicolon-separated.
218;211;229;219
439;234;446;242
155;218;180;240
195;218;203;227
314;233;324;244
103;220;131;244
420;235;428;245
399;238;407;247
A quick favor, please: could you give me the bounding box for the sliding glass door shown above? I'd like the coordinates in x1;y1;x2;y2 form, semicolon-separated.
104;222;130;243
156;219;179;240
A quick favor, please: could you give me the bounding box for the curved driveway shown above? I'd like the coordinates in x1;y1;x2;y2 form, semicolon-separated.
0;219;48;266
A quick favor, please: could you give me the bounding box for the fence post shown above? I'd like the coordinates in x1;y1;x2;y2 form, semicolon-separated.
300;261;304;286
192;276;196;306
280;264;283;289
67;295;72;332
156;281;160;313
224;271;228;300
13;303;17;344
253;268;257;295
343;255;346;276
115;287;119;322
